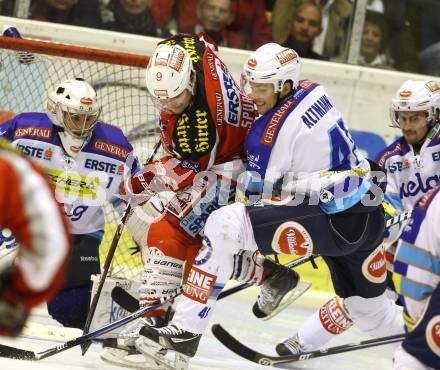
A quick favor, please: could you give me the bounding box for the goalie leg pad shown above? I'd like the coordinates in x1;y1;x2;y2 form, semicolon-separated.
344;291;404;337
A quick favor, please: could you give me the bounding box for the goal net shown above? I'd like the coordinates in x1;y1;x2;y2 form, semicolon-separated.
0;35;160;281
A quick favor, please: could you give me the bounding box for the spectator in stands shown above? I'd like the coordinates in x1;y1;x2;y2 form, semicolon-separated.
272;0;352;60
331;11;394;70
149;0;272;50
357;11;394;69
103;0;157;37
272;0;418;71
283;1;327;61
29;0;102;29
193;0;234;47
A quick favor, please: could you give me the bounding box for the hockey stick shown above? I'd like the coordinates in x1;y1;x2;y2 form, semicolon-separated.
0;288;182;361
211;324;404;367
81;139;162;355
111;254;319;313
385;209;412;229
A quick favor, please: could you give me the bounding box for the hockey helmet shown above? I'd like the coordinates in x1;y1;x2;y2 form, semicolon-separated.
242;43;301;94
391;80;440;127
145;43;195;100
47;78;101;139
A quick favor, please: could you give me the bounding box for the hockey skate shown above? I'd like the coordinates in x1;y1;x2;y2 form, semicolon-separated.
275;333;311;356
253;259;307;320
100;316;169;369
135;324;201;370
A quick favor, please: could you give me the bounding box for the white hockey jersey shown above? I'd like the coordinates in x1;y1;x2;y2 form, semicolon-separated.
376;124;440;212
244;80;371;214
0;113;139;235
393;185;440;330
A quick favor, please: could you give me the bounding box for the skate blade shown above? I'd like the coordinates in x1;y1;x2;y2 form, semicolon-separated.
100;346;168;369
263;280;312;321
135;337;176;370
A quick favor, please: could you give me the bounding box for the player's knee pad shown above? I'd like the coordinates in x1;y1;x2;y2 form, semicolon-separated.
231;250;265;285
343;292;404;337
47;286;91;329
139;251;184;309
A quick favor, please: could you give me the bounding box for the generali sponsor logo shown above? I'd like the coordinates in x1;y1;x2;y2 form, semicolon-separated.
183;265;217;304
378;143;402;168
13;126;51;140
261;99;295;147
362;245;387;283
271;221;313;256
92;140;129;160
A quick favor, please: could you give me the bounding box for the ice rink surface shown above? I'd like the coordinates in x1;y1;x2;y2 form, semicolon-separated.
0;288;398;370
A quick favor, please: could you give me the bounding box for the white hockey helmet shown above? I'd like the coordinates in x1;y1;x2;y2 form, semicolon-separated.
391;80;440;127
47;78;101;139
242;43;301;94
145;43;195;100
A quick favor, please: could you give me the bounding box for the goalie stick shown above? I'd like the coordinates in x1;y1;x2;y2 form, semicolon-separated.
111;254;319;313
81;139;162;355
0;288;182;361
211;324;405;367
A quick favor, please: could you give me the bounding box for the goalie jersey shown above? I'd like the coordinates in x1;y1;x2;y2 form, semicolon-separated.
376;124;440;212
0;113;139;235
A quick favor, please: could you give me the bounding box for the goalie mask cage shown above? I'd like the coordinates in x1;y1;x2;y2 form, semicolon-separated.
0;35;161;281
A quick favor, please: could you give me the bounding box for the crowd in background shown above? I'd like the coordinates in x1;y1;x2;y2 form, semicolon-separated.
1;0;440;76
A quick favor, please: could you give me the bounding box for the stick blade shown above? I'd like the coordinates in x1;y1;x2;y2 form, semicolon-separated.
0;343;37;360
111;286;140;313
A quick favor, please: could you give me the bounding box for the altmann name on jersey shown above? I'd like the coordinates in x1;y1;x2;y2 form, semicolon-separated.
13;126;51;139
220;70;240;126
301;95;333;129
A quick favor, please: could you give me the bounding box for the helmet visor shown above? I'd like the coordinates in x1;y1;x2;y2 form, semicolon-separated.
63;107;100;139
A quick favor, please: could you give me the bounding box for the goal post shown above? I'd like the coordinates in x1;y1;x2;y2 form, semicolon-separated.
0;35;161;282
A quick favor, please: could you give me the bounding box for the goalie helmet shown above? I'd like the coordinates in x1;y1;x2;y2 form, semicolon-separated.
391;80;440;127
145;43;195;100
242;43;301;94
47;78;101;156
